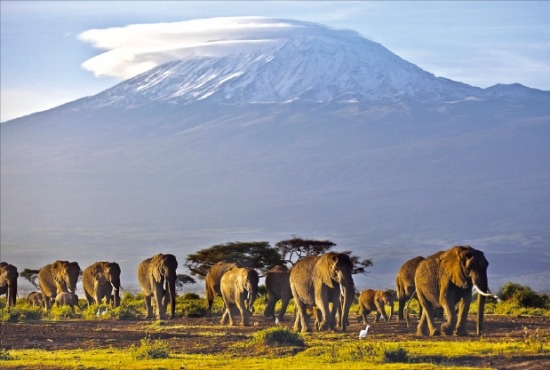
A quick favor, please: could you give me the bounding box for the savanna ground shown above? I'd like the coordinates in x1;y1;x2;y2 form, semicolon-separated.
1;295;549;369
0;294;550;369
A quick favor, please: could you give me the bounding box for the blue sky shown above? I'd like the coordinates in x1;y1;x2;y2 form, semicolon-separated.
1;1;549;122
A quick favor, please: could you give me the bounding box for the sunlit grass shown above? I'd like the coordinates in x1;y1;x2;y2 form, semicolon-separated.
2;331;548;370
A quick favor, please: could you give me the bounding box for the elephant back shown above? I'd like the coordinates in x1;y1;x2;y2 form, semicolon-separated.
206;262;239;296
266;265;290;294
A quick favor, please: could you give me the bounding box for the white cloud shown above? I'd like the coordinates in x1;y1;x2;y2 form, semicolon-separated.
78;17;314;80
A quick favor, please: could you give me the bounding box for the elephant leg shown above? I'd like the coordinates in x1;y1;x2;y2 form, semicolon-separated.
264;292;276;319
153;284;166;320
441;297;457;336
416;310;429;336
455;298;471;336
360;307;369;325
316;296;332;331
84;291;94;307
397;297;406;321
278;297;290;322
220;306;229;325
417;293;439;336
294;301;310;333
376;301;389;321
236;300;250;326
144;295;153;319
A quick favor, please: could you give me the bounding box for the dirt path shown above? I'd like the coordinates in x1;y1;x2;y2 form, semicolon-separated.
1;314;549;368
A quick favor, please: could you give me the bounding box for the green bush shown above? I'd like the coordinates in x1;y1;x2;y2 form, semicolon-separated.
181;292;201;300
0;348;14;361
499;282;549;309
179;299;207;317
252;327;305;348
48;305;77;320
0;308;23;323
383;346;409;363
133;337;170;359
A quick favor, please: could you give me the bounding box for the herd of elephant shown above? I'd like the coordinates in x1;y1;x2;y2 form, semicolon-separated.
0;245;494;336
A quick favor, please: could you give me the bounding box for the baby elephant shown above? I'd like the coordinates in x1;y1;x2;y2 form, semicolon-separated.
357;289;395;324
27;291;45;308
55;292;79;313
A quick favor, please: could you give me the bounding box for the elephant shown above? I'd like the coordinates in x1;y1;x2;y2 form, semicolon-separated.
27;291;45;308
357;289;395;324
289;252;355;333
82;261;122;307
38;260;81;310
205;261;238;314
220;267;259;326
395;256;425;320
0;262;19;309
415;245;492;337
137;253;178;320
55;291;79;313
264;265;292;322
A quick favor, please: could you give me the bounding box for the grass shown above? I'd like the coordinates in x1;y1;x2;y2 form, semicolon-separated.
1;292;549;369
2;335;547;370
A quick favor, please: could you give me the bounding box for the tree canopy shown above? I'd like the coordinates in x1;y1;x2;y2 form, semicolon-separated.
275;236;336;266
275;237;372;274
20;269;40;289
184;241;284;279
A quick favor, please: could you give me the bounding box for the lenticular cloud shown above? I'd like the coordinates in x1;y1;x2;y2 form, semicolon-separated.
79;16;349;80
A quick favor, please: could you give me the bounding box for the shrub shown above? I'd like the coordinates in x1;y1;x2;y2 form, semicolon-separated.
383;346;409;363
0;348;14;361
133;337;170;359
179;299;207;318
252;327;305;348
48;305;76;320
499;282;549;309
0;308;23;323
181;292;201;300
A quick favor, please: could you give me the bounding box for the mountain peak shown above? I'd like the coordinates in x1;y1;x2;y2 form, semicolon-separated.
83;17;485;108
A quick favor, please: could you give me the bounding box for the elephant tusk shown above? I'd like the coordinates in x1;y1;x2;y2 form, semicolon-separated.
473;284;498;299
340;283;344;297
111;282;118;291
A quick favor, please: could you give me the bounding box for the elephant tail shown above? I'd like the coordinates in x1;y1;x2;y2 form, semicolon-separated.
404;291;416;328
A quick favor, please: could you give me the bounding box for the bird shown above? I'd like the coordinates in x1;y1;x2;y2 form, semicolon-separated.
359;325;370;338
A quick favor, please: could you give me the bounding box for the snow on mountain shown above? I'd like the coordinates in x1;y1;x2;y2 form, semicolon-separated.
2;17;550;290
81;17;482;108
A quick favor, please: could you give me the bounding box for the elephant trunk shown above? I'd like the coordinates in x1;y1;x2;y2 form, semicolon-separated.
247;282;258;314
340;278;355;332
477;293;486;336
472;278;489;336
166;273;176;319
110;277;121;307
8;280;18;308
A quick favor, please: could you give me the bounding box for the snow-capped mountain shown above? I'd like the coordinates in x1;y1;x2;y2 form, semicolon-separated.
80;18;483;108
2;17;549;290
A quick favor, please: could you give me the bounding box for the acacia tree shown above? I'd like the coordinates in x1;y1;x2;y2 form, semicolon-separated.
275;236;336;266
275;236;373;274
185;241;283;279
20;269;40;289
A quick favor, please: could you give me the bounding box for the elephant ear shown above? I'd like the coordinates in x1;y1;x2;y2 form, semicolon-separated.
150;255;164;282
443;246;471;289
93;264;104;280
110;262;122;275
319;253;337;289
